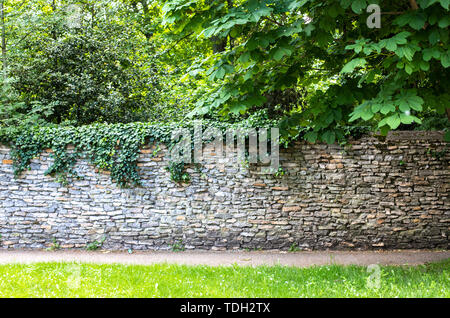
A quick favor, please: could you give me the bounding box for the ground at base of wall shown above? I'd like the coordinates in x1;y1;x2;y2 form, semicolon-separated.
0;249;448;267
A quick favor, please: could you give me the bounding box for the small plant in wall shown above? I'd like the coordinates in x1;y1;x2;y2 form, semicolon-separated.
152;144;161;157
274;166;285;178
288;243;301;252
170;240;185;252
166;162;190;184
46;238;61;251
426;147;448;161
240;158;250;170
85;236;106;251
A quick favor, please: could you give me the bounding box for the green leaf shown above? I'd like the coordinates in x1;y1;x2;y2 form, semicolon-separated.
405;64;413;74
345;39;367;54
423;48;441;61
361;108;374;121
429;29;440;44
438;16;450;28
385;38;398;51
440;0;450;9
380;32;411;52
396;93;424;111
395;13;413;27
444;130;450;142
351;0;367;14
409;13;426;30
215;67;226;80
229;103;247;114
340;0;353;9
441;51;450;68
272;46;293;61
304;131;318;143
386;114;401;129
371;103;382;113
341;58;367;73
321;130;336;144
398;102;410;112
238;52;251;63
380;125;390;136
399;114;421;125
400;113;414;124
380;104;396;115
396;45;416;61
419;60;430;71
409;96;424;111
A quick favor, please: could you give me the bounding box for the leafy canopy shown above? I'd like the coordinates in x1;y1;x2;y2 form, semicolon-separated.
162;0;450;142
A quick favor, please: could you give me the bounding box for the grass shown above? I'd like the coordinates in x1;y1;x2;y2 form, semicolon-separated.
0;259;448;298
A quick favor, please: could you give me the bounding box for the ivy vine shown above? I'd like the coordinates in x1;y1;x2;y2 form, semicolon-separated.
6;116;369;187
7;117;276;187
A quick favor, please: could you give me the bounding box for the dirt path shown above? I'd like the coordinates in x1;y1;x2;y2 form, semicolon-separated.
0;249;448;267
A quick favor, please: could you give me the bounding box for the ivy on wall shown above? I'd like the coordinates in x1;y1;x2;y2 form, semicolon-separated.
6;115;370;187
7;117;276;187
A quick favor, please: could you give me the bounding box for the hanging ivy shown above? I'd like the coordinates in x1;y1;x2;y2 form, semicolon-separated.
7;116;277;187
6;116;369;187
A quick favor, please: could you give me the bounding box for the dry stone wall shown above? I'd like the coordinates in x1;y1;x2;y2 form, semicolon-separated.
0;131;448;250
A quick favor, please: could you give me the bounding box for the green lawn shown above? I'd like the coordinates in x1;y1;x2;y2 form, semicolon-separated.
0;259;448;298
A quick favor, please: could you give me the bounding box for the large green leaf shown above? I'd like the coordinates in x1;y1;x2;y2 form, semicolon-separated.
351;0;367;13
321;130;336;144
385;114;401;129
341;58;367;73
272;46;293;61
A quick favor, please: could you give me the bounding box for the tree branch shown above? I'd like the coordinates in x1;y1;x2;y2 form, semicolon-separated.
264;14;283;26
381;12;405;15
409;0;419;10
157;32;194;57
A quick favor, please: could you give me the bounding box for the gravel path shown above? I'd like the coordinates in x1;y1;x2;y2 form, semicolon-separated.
0;249;448;267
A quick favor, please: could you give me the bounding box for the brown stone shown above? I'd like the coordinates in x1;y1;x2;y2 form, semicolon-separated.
271;187;289;191
282;206;301;212
253;183;266;188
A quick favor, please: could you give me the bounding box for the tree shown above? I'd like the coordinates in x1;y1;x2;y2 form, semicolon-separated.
162;0;450;142
5;0;167;125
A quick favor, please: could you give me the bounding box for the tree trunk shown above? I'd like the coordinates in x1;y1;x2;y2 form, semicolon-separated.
1;0;7;81
227;0;234;49
211;0;233;53
409;0;419;10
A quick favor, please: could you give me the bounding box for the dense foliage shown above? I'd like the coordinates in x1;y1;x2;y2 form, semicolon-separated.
0;0;197;137
11;28;162;125
10;115;280;186
163;0;450;142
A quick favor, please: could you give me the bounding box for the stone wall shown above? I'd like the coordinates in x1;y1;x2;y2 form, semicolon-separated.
0;131;448;251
